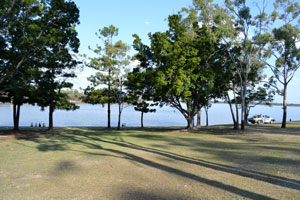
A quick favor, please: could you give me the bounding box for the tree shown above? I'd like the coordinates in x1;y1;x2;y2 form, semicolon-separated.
0;64;36;130
133;101;156;128
223;0;270;130
0;0;80;130
126;66;157;128
132;14;226;129
34;0;80;131
0;0;19;84
61;89;84;102
193;0;270;130
114;41;130;130
0;0;17;28
0;0;41;130
84;25;130;129
224;53;274;127
0;0;42;90
204;103;211;127
243;87;274;123
263;0;300;128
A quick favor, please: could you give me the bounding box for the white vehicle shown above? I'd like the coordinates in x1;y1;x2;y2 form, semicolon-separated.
248;114;263;124
263;115;275;124
248;114;275;124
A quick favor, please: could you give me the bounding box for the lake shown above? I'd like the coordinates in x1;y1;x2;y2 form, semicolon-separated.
0;103;299;127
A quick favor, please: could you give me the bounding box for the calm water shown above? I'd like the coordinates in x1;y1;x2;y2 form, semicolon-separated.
0;103;299;127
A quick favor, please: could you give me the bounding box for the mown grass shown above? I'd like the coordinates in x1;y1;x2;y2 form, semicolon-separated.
0;122;300;200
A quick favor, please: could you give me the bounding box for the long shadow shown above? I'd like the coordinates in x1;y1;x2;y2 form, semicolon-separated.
16;128;300;197
32;132;275;200
104;147;275;200
80;134;300;191
247;125;300;136
118;189;188;200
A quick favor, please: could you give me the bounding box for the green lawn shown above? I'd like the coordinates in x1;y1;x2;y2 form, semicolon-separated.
1;123;300;200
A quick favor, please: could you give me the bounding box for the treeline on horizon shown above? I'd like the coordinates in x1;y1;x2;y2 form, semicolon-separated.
0;0;299;131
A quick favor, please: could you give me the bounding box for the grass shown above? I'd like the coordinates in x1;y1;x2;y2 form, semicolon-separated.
0;123;300;200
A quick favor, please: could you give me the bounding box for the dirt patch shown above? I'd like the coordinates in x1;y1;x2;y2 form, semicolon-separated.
0;130;42;141
0;134;16;141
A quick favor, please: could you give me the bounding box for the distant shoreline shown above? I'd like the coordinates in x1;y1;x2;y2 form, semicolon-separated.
214;102;300;107
1;102;300;107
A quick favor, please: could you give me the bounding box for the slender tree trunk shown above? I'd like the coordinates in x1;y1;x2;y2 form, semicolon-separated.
227;93;238;130
245;110;248;125
281;60;288;128
245;106;250;125
282;83;287;128
107;69;111;128
117;103;122;130
233;87;239;130
196;109;201;128
108;102;111;128
205;106;209;127
48;104;54;131
13;103;21;131
13;103;17;130
141;111;144;128
241;81;247;130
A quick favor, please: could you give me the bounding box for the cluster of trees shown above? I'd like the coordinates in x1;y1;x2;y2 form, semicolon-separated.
0;0;80;130
62;89;84;102
84;0;300;130
1;0;299;131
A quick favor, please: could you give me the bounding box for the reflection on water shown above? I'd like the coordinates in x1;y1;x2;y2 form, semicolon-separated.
0;103;299;127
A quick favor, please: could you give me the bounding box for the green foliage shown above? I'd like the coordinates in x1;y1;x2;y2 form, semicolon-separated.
85;25;130;98
126;65;157;127
132;14;227;128
34;0;80;110
82;87;118;105
62;89;84;102
0;0;80;130
263;0;300;128
84;25;131;128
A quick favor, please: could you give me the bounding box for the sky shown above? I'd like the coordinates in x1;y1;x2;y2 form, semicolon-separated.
71;0;300;104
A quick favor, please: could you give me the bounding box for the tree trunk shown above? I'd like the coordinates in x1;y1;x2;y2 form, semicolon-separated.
48;104;54;131
186;116;194;129
13;103;21;131
108;101;111;129
196;109;201;128
281;83;287;128
205;106;209;127
227;93;238;130
141;111;144;128
233;88;239;130
241;81;247;130
117;103;121;130
186;102;194;129
281;59;288;128
107;69;111;128
245;111;248;125
245;105;250;125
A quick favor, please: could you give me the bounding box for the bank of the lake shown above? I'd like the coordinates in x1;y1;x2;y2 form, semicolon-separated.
1;103;300;127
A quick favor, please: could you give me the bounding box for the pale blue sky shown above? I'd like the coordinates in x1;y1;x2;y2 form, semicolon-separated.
72;0;300;104
74;0;193;55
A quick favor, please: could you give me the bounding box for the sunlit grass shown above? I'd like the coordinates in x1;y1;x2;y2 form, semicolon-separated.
0;122;300;199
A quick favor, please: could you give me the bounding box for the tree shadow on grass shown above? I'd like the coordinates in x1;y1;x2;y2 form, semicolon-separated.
15;128;300;199
90;135;300;191
39;131;275;199
117;189;189;200
245;124;300;135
